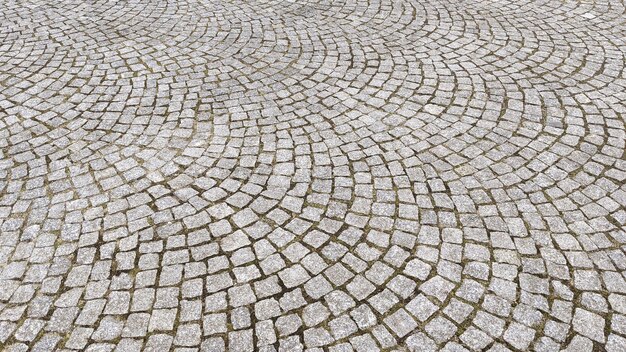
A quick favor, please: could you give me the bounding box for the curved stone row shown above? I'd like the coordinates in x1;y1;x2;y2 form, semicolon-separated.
0;0;625;351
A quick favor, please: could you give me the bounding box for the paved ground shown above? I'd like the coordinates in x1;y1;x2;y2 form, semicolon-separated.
1;0;626;351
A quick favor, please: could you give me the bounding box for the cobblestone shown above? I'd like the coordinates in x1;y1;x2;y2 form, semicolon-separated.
1;0;626;350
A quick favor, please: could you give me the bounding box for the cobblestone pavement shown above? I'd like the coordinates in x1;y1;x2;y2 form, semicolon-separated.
1;0;626;351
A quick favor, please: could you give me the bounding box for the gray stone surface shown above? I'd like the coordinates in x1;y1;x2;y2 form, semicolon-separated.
1;0;626;350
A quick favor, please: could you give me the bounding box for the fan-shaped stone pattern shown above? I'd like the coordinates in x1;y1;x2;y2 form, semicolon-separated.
1;0;625;350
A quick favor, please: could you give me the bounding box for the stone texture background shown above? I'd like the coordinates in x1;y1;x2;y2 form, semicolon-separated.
0;0;625;351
